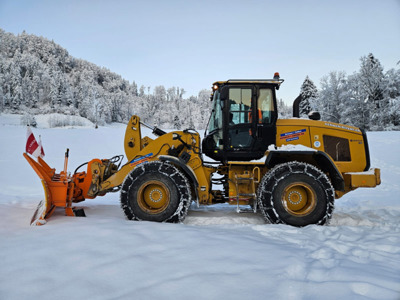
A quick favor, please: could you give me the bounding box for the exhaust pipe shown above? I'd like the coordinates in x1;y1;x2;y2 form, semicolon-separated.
292;94;302;118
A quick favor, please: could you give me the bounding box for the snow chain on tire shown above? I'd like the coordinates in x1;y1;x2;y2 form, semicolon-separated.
257;161;335;226
120;161;192;223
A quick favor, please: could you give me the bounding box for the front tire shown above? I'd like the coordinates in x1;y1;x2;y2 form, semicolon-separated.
257;162;334;226
120;161;191;223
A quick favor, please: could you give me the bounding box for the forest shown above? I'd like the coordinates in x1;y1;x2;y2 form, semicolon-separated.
0;29;399;130
299;54;400;131
0;29;212;129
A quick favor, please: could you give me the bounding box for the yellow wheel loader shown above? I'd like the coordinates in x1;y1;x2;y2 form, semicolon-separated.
24;73;381;226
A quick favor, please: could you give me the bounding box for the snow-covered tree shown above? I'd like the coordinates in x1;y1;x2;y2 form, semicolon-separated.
318;71;349;124
299;76;318;117
0;77;4;112
359;54;386;103
173;115;181;129
345;73;371;130
197;89;212;128
277;98;291;119
357;53;389;129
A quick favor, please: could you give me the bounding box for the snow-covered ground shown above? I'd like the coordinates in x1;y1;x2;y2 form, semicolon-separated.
0;114;399;300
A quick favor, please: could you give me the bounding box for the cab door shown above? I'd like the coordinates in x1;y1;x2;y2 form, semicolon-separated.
225;85;276;161
226;86;254;151
252;87;277;154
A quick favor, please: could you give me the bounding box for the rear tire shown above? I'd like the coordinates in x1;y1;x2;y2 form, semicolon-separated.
120;161;191;223
257;162;334;226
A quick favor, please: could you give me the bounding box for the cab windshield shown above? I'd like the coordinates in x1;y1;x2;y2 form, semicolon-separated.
207;90;223;133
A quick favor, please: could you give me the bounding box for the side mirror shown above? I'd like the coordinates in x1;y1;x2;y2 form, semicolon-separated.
308;111;321;120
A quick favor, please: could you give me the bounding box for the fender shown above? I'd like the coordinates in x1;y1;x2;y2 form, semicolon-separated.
265;150;345;191
158;155;199;190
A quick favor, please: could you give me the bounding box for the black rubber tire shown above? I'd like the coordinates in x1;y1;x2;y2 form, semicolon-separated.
257;161;334;227
120;161;191;223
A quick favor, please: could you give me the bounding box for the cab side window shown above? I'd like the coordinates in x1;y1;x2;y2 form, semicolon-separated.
229;88;252;125
257;89;274;124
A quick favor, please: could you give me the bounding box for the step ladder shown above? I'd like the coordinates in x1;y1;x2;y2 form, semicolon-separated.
234;167;261;213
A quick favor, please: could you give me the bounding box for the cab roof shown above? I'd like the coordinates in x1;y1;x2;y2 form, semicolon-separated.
213;78;284;89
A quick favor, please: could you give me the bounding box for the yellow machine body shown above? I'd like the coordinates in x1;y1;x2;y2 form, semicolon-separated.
24;114;381;226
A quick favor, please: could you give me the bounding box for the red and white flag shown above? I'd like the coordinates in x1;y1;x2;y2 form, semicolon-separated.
26;126;45;158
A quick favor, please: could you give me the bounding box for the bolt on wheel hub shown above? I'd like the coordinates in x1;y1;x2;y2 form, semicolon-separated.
149;188;163;203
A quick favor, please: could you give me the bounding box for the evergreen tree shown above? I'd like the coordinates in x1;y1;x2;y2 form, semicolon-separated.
299;76;318;117
358;53;388;128
359;54;385;103
386;68;400;128
173;115;181;129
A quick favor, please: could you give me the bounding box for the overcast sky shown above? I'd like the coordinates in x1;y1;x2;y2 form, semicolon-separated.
0;0;399;104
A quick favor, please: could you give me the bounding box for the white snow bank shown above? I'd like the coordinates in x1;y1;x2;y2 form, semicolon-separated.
0;113;97;128
0;115;399;300
35;113;95;128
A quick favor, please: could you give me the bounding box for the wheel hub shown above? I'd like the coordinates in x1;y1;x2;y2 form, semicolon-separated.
282;182;316;216
149;188;163;203
138;181;170;214
287;190;302;205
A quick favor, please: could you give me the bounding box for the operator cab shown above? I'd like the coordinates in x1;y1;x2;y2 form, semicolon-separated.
202;73;284;162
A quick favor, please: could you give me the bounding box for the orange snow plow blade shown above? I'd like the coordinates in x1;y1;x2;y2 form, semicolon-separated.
23;150;85;226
